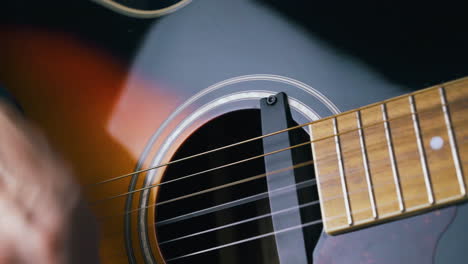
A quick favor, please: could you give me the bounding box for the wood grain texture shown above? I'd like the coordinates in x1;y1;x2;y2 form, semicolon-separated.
337;112;374;223
2;29;467;259
312;77;468;234
310;118;349;230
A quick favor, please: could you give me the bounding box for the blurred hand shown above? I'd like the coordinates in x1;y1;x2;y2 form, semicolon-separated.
0;102;99;263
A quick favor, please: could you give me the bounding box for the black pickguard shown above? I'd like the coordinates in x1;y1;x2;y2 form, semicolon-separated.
314;203;468;264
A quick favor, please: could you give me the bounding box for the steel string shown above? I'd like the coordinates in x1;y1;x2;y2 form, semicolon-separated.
88;97;465;206
85;85;456;189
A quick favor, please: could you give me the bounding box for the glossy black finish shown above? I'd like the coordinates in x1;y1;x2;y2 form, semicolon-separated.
435;203;468;264
260;92;314;263
314;206;457;264
3;1;468;263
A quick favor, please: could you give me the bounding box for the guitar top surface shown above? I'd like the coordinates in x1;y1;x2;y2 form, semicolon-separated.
1;1;468;263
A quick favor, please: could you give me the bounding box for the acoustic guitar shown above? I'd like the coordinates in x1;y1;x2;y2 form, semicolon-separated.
1;0;467;263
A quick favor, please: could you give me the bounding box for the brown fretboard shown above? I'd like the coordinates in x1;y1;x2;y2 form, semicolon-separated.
310;77;468;234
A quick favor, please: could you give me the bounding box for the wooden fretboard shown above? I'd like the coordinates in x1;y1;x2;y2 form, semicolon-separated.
310;77;468;234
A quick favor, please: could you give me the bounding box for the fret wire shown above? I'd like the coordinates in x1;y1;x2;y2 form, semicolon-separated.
156;148;447;231
333;117;353;225
409;95;435;204
163;182;461;262
92;99;466;215
90;98;467;222
439;87;466;196
102;161;461;240
324;181;460;223
356;110;378;219
309;124;330;231
90;99;463;212
86;78;468;189
381;104;405;212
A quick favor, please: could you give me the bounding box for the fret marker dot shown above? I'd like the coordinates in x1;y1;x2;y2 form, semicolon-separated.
430;136;444;150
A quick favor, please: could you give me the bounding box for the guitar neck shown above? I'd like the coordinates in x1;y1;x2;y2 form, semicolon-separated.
310;77;468;234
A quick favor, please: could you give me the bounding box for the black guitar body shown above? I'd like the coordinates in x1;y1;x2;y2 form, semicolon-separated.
122;0;468;263
315;204;468;263
2;0;468;263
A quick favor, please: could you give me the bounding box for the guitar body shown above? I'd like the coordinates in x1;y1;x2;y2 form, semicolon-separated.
1;0;467;263
315;204;467;264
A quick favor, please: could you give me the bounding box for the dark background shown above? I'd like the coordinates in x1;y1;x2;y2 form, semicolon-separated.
1;1;467;90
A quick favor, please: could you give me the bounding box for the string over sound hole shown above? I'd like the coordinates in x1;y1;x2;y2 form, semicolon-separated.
155;110;322;263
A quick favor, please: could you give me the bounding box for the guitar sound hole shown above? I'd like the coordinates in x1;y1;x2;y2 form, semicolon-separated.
155;109;322;263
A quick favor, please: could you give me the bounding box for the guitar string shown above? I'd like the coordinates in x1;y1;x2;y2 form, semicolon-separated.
159;178;317;227
103;182;457;260
98;130;462;256
98;94;464;261
157;200;320;246
88;97;464;206
96;137;426;223
157;176;423;247
165;219;323;262
87;92;464;255
91;110;464;232
100;173;317;238
84;119;309;188
96;160;314;220
98;164;458;255
93;118;465;235
89;141;312;205
84;85;452;189
101;148;452;237
163;184;459;263
154;146;427;228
